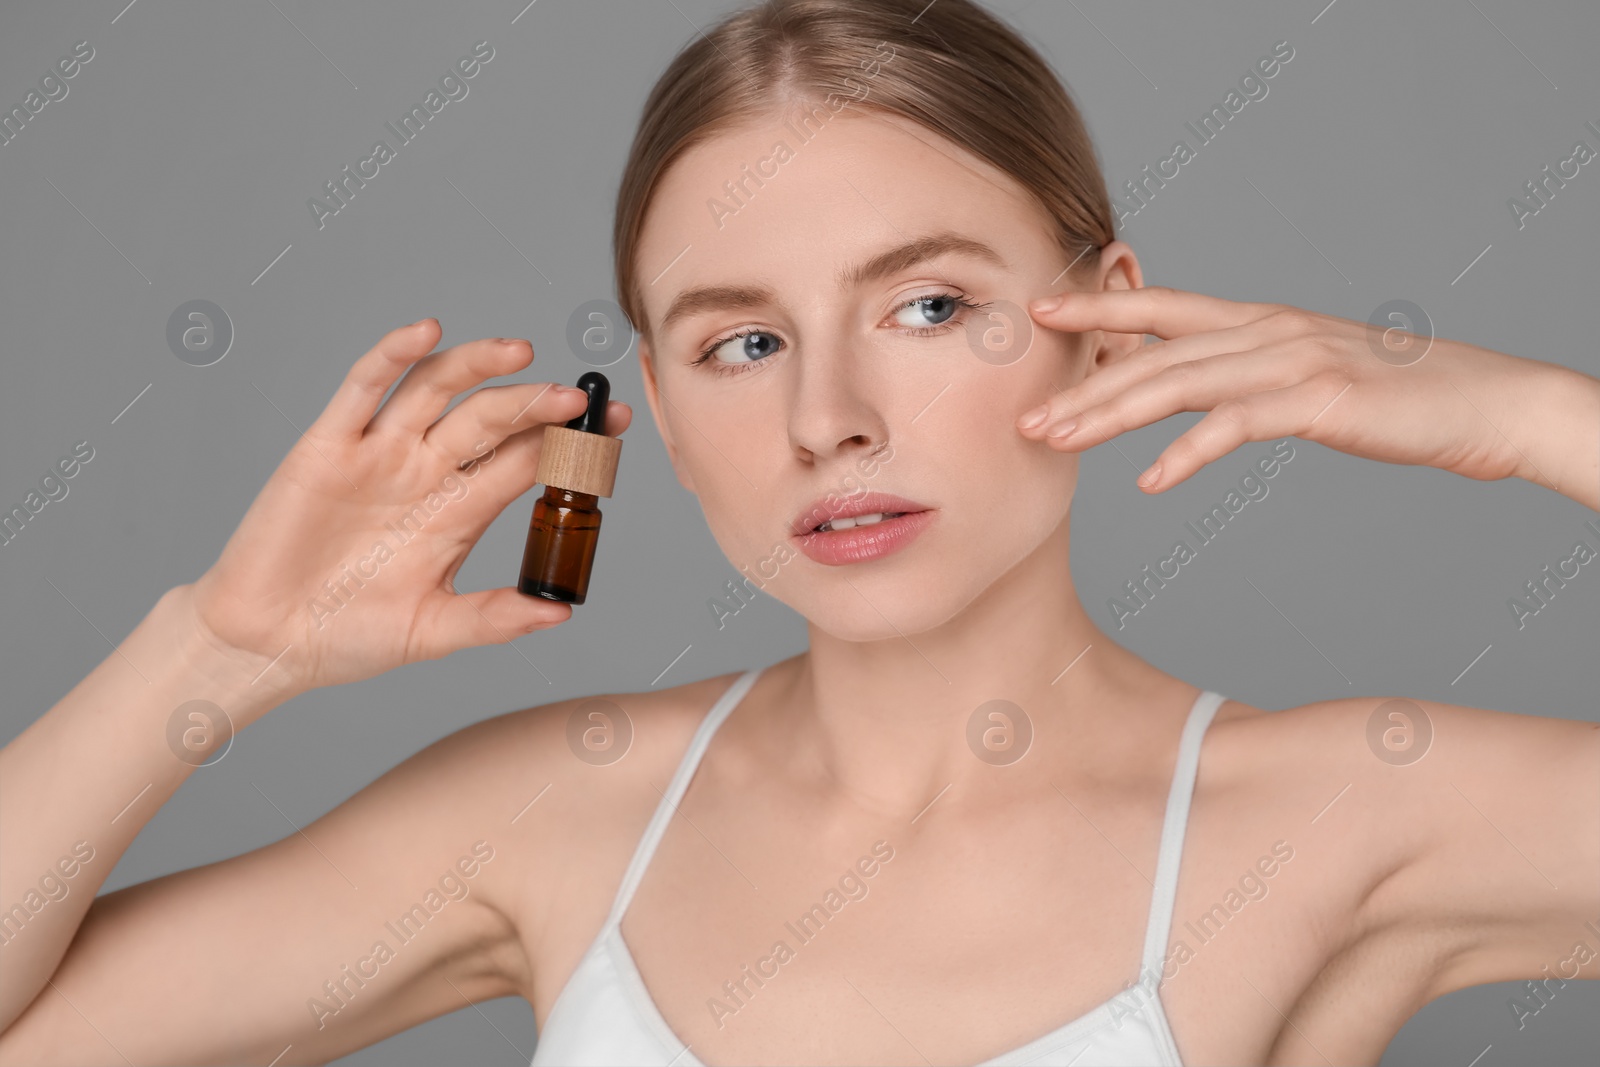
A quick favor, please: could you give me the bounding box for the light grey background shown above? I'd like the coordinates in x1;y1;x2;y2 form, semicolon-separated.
2;1;1596;1064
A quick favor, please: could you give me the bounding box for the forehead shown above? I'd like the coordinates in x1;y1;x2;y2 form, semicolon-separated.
635;109;1051;324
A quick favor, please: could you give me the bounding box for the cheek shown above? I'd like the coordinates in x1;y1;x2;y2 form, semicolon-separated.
942;341;1081;479
932;355;1083;548
943;399;1080;521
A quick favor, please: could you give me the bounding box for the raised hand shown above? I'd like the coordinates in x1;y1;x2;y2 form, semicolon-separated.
1016;287;1598;508
182;318;631;706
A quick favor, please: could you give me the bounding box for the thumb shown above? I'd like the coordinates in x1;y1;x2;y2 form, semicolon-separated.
415;587;573;659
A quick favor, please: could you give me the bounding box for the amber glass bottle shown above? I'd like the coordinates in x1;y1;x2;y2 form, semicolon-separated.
518;372;622;604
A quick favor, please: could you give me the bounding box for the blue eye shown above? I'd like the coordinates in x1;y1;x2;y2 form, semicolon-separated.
893;293;966;329
889;292;990;339
689;290;990;378
697;328;781;370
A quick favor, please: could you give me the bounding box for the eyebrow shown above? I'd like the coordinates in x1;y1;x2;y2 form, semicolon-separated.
657;231;1008;333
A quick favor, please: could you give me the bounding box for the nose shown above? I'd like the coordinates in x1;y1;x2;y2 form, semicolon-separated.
786;334;889;466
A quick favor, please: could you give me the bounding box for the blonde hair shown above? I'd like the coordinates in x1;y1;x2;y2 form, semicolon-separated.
612;0;1115;347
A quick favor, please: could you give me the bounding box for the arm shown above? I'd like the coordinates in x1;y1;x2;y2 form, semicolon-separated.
0;318;631;1060
1326;698;1600;1001
1508;359;1600;511
0;623;547;1065
0;584;286;1032
1019;282;1600;512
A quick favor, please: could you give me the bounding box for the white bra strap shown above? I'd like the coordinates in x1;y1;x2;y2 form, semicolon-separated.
1138;689;1226;982
602;666;765;928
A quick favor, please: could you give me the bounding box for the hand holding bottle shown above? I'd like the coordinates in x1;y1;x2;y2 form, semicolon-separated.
180;318;630;708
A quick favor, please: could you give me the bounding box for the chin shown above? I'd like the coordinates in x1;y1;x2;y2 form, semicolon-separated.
806;606;968;643
777;560;989;642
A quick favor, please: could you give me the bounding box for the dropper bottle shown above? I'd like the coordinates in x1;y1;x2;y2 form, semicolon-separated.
517;371;622;604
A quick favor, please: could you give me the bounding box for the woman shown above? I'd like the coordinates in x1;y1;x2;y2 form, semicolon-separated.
2;0;1595;1063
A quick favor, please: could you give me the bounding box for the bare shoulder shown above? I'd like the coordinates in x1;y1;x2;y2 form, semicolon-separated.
1198;688;1597;821
1199;690;1597;877
440;663;753;859
408;664;759;1002
498;665;752;832
1194;690;1600;1001
430;665;748;796
360;666;746;842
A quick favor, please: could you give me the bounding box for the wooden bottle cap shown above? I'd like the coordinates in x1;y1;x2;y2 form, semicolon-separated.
536;424;622;497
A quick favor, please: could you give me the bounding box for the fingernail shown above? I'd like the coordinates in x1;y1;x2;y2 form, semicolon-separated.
1046;419;1078;439
1031;294;1064;313
411;316;437;328
1018;405;1050;430
1137;462;1162;487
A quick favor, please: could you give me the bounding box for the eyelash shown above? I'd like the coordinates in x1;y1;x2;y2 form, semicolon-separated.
689;291;993;378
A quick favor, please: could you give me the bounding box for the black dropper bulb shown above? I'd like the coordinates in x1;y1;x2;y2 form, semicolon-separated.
565;371;610;434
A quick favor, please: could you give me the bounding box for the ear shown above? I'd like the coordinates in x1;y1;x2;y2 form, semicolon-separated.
1085;239;1147;374
636;338;697;494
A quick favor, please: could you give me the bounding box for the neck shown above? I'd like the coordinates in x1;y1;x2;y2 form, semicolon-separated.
771;514;1159;818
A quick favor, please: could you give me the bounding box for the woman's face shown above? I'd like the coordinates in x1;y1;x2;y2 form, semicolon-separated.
634;107;1138;641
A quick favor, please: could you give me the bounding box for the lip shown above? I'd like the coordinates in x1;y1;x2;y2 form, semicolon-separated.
788;490;937;567
788;490;934;537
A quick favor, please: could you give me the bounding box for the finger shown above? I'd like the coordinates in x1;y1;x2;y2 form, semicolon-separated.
313;318;442;440
413;586;573;661
431;400;633;520
1032;348;1306;451
1132;381;1331;492
367;337;540;439
1028;286;1276;341
1019;318;1279;435
424;382;630;463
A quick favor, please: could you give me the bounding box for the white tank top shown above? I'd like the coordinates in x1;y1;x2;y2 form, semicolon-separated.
531;665;1225;1066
